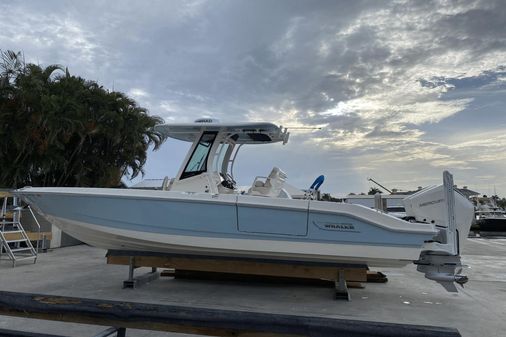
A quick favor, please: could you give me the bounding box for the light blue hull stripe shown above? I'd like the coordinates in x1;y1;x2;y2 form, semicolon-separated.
29;194;432;247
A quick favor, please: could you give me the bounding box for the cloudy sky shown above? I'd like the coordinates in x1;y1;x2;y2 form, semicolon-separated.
1;0;505;195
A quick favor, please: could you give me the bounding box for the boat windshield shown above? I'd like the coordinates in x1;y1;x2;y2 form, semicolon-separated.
181;132;217;179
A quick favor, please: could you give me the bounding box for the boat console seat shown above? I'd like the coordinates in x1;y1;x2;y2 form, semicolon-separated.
248;167;287;197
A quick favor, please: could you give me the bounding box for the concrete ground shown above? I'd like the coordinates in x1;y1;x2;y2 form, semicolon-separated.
0;237;505;337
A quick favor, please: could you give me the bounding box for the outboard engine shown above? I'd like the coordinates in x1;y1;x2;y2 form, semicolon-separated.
403;171;474;291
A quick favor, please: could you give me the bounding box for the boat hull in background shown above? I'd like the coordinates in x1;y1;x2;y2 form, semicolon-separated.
478;218;506;234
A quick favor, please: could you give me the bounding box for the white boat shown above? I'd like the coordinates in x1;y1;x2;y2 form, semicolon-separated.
15;119;474;290
475;204;506;234
344;194;409;220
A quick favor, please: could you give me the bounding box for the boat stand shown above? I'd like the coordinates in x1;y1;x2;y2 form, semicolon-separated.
335;270;350;300
107;250;371;300
123;257;159;288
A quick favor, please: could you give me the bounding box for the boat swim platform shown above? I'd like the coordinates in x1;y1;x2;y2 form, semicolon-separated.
0;290;461;337
105;250;387;300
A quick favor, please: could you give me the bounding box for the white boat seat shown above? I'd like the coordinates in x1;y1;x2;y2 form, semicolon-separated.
254;180;265;187
248;167;287;197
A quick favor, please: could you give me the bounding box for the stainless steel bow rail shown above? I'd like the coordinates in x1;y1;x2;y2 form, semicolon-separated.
0;291;461;337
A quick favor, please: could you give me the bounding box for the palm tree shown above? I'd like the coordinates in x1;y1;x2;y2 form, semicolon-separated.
0;50;164;188
0;50;23;86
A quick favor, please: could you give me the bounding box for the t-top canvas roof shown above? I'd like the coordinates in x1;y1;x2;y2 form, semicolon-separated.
155;120;289;144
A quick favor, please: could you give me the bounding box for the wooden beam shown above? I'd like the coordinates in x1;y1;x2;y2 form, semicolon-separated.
0;191;12;198
106;251;367;282
161;269;336;285
0;291;461;337
367;271;388;283
2;231;52;242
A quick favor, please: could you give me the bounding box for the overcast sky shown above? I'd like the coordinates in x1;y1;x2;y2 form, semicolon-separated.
1;0;505;195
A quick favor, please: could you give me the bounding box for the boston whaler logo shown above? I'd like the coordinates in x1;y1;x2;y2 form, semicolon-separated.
313;221;360;233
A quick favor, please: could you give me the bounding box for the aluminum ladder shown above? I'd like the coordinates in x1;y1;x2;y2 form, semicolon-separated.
0;193;38;267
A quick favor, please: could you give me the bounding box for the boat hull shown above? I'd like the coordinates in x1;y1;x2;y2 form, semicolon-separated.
477;218;506;233
15;187;437;268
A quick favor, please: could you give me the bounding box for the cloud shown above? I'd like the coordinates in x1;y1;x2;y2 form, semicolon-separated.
1;0;505;194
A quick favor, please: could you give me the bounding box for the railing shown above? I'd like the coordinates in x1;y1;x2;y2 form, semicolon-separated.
25;205;42;253
0;291;461;337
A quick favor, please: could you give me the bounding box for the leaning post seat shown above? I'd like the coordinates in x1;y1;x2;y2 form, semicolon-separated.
248;167;287;197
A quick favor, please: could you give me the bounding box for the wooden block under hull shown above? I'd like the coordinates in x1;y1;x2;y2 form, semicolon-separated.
367;271;389;283
2;231;52;242
107;252;368;283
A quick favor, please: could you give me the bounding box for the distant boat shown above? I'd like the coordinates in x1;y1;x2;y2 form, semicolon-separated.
16;119;474;291
344;194;409;220
476;205;506;234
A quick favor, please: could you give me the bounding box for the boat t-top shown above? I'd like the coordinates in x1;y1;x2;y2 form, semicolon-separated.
15;118;474;291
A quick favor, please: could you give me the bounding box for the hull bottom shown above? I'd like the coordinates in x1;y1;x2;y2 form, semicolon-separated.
49;215;422;268
478;218;506;232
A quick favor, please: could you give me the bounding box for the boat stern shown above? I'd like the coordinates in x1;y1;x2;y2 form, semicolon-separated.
405;171;474;292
